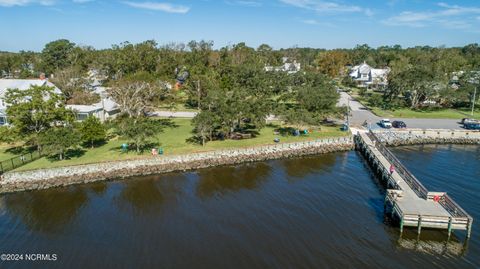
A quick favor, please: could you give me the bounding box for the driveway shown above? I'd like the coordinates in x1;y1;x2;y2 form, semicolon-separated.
338;91;465;130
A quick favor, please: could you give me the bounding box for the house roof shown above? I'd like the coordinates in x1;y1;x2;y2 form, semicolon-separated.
67;97;119;113
66;104;102;113
0;79;61;98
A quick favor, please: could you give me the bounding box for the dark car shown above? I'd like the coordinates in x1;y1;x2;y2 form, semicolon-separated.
392;120;407;128
464;122;480;130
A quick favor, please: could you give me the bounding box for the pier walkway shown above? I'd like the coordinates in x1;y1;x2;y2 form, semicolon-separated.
355;131;473;239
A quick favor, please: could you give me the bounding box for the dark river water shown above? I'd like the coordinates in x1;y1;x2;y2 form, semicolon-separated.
0;145;479;269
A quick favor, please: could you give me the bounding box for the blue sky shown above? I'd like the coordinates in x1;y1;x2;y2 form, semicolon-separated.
1;0;480;51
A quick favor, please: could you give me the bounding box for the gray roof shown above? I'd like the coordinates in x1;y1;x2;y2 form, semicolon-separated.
67;97;119;113
0;79;61;98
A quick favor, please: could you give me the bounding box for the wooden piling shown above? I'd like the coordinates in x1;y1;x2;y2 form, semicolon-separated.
417;215;422;235
447;217;453;238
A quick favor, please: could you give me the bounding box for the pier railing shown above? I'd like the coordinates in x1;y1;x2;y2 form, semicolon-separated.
367;130;473;221
366;131;428;199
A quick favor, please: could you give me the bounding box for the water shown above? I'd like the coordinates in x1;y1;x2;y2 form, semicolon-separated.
0;145;478;268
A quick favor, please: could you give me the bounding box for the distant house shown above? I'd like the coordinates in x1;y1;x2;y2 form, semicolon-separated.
349;62;389;88
0;77;62;126
264;57;301;74
67;97;119;122
67;70;121;122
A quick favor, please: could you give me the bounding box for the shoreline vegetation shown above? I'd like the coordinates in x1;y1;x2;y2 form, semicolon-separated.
0;137;355;194
1;118;347;172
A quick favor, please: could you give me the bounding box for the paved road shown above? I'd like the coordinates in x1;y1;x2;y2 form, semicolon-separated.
153;92;466;130
151;111;279;121
338;91;465;130
151;111;198;118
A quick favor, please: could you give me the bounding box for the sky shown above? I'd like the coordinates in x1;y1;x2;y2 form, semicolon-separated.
0;0;480;52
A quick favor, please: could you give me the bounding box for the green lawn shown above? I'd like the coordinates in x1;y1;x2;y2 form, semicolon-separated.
0;145;18;162
15;118;348;172
370;107;473;119
349;88;479;119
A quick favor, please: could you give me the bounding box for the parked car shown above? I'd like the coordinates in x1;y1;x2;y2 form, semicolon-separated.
464;122;480;130
392;120;407;128
379;119;392;128
461;118;477;124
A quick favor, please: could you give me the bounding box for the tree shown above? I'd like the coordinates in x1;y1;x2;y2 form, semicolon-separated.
50;67;94;101
108;78;158;118
280;73;340;126
116;117;164;153
192;111;217;146
387;66;441;108
316;50;349;78
38;127;81;160
79;116;106;148
0;126;18;144
41;39;76;74
5;85;74;148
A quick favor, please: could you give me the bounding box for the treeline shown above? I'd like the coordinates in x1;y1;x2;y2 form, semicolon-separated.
1;39;480;148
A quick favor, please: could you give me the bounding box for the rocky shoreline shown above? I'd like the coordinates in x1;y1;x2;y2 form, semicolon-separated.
373;129;480;147
0;137;354;194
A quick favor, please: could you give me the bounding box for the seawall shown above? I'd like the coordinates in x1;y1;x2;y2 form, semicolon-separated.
373;129;480;146
0;137;354;194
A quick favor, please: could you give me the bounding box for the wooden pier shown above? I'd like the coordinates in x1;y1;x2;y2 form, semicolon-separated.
355;131;473;239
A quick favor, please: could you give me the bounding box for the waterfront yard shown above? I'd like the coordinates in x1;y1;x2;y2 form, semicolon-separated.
13;118;347;171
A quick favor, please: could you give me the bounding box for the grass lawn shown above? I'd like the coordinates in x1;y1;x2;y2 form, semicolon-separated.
15;118;348;172
0;145;18;162
370;107;473;119
349;88;480;119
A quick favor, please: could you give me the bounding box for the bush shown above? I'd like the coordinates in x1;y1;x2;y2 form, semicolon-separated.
39;127;81;160
79;116;107;148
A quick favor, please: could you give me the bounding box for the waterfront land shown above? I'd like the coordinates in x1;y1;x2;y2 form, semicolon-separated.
2;118;346;172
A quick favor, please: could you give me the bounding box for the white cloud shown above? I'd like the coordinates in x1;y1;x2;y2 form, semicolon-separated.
123;1;190;14
384;2;480;29
302;19;318;24
279;0;372;16
72;0;94;3
301;19;335;27
0;0;54;6
226;0;262;7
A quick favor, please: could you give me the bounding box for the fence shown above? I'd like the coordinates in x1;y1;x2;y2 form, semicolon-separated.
0;151;42;175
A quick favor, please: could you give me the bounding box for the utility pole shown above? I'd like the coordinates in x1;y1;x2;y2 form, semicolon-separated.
347;97;350;127
472;86;477;117
197;80;201;111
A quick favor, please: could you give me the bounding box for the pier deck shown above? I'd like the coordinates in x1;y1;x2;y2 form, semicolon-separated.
355;131;473;239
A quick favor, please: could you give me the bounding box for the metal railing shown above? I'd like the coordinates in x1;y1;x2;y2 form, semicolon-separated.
366;130;429;199
367;130;472;221
0;150;42;175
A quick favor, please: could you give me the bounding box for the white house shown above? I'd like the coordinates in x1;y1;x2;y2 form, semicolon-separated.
0;78;62;126
349;62;389;88
265;57;301;74
67;97;119;122
67;70;120;122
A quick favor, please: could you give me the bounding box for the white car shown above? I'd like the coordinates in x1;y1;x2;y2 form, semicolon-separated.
379;119;392;128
